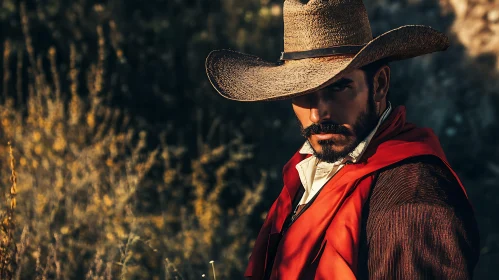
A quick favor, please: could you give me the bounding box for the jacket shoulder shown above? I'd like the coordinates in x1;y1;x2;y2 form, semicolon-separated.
358;155;480;279
369;155;469;212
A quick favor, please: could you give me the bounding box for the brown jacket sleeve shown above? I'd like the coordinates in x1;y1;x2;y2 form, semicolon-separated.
358;155;480;280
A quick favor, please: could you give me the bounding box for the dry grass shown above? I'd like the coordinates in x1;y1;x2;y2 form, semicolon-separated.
0;3;265;279
0;141;18;279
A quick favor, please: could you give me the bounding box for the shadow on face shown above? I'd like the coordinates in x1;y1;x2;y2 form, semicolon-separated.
291;67;387;162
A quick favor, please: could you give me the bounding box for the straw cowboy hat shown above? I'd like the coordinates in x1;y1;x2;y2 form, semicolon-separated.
205;0;450;102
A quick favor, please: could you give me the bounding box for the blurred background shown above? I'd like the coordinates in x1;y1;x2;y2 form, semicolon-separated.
0;0;497;279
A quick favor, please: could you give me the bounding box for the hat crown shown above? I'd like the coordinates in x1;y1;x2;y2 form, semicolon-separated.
283;0;373;52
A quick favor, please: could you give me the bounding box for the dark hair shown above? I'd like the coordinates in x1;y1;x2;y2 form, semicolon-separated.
360;59;390;101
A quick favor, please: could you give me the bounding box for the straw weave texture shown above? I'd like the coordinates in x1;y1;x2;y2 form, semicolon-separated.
206;0;450;102
284;0;372;52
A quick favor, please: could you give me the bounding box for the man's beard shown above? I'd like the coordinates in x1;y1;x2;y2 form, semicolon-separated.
299;94;379;163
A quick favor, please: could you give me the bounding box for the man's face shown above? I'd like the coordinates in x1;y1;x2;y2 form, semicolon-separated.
291;69;380;163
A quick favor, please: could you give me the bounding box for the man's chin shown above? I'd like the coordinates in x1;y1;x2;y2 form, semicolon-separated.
310;140;359;163
314;147;350;163
315;145;347;154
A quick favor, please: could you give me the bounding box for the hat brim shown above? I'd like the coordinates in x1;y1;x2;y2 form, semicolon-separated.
205;25;449;102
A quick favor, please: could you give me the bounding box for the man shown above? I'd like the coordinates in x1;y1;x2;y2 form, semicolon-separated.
205;0;480;279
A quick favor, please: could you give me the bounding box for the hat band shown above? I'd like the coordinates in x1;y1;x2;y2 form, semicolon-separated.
280;45;366;61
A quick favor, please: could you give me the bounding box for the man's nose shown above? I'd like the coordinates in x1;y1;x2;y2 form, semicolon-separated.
309;94;331;124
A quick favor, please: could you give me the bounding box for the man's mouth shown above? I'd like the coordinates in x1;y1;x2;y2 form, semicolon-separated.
314;132;346;141
301;122;351;139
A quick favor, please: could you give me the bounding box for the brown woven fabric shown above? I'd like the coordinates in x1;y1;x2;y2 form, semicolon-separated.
357;155;480;279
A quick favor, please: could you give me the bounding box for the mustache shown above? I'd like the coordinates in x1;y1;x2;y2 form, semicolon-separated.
301;122;351;138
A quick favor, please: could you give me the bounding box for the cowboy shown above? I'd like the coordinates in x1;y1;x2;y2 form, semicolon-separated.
205;0;480;279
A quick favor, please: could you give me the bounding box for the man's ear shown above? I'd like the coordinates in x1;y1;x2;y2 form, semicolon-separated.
373;65;390;102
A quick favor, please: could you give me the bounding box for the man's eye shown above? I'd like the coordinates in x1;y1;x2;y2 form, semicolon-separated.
331;85;349;92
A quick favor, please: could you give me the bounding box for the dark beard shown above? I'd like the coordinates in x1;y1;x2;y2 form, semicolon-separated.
300;93;379;163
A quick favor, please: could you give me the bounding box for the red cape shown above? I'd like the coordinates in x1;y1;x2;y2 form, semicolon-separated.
245;106;469;279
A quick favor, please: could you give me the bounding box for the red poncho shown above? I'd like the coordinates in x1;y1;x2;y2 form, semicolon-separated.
245;106;469;279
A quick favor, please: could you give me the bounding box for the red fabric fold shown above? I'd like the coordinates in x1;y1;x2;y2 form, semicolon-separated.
245;106;469;279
